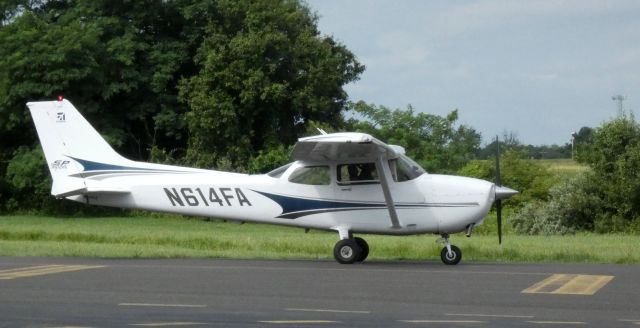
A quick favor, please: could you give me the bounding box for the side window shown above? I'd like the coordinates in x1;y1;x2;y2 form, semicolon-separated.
288;166;330;185
337;163;379;185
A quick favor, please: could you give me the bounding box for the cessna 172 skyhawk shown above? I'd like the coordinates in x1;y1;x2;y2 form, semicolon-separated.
27;98;517;265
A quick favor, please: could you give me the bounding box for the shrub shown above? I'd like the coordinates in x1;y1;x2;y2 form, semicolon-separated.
458;150;554;207
511;201;574;235
512;172;604;235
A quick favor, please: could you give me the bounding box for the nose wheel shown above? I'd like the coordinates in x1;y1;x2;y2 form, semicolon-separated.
440;245;462;265
438;234;462;265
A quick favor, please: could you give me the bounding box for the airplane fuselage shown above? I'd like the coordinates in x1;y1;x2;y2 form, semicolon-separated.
67;160;495;236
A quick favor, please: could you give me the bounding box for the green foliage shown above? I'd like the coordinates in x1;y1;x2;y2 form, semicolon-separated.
0;0;361;212
0;1;198;210
511;202;574;235
178;0;363;168
458;150;554;206
511;173;602;235
347;101;481;173
4;146;50;212
247;145;293;174
578;116;640;231
514;116;640;234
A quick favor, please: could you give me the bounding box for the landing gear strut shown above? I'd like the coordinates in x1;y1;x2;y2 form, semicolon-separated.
333;236;369;264
437;234;462;265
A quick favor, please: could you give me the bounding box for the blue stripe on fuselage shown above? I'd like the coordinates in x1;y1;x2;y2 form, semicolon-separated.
253;190;477;219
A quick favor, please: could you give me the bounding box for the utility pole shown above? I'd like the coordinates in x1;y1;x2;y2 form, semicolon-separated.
612;94;626;117
571;131;578;160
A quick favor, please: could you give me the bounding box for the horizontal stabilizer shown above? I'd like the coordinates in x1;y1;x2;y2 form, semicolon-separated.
51;176;129;198
51;177;87;198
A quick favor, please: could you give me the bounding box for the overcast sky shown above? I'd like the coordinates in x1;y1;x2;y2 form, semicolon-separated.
306;0;640;145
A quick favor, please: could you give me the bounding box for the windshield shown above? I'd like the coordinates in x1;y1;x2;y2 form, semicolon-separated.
389;155;426;181
266;163;292;178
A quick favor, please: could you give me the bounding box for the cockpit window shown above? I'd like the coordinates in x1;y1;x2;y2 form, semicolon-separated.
288;165;330;185
337;163;379;185
389;155;426;182
267;163;292;178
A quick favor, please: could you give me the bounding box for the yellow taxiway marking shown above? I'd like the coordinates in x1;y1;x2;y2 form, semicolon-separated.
0;265;105;280
285;308;370;314
522;274;614;295
259;320;339;324
129;323;206;327
400;320;484;324
526;321;586;325
118;303;207;308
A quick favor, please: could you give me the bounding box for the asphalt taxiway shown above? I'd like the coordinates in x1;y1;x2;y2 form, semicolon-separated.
0;257;638;327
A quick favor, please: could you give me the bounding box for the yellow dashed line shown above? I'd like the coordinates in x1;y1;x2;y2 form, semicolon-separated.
0;265;105;280
522;274;614;295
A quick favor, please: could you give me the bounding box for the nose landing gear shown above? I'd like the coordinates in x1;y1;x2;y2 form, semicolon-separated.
437;234;462;265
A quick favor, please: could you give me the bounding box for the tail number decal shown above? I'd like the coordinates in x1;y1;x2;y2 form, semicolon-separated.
163;187;252;207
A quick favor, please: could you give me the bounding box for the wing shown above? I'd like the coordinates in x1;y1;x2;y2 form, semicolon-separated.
292;132;403;228
292;132;405;162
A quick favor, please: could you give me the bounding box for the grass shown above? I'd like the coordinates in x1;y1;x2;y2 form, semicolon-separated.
1;215;639;264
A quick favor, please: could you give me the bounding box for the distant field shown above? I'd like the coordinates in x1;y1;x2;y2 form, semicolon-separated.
536;158;589;175
1;215;638;264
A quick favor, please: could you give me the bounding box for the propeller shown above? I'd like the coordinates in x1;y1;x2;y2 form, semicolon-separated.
493;136;519;244
495;135;502;245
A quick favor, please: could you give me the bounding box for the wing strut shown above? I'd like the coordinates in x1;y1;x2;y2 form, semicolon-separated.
375;155;402;229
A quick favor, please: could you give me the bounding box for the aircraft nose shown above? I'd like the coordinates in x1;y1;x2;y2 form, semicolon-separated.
495;185;518;200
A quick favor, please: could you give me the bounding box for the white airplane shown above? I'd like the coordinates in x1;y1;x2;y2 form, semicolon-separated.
27;98;517;265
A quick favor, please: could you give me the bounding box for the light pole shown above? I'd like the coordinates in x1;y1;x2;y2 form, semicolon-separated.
612;95;625;117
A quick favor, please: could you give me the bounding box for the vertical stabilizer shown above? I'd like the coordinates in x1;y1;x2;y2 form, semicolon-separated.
27;99;128;196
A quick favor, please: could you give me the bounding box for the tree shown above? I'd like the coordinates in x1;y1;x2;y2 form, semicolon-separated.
178;0;363;169
577;116;640;231
0;0;199;212
346;101;481;173
0;0;362;212
512;116;640;234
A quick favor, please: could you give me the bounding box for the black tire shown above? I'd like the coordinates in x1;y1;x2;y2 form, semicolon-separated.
440;245;462;265
354;237;369;262
333;239;361;264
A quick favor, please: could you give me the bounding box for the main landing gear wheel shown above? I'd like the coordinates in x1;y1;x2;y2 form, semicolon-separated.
334;239;362;264
354;237;369;262
440;245;462;265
